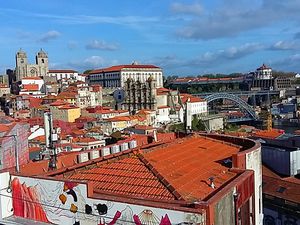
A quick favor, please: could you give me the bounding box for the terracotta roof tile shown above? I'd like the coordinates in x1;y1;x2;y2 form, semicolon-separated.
144;136;240;201
49;100;68;106
20;152;79;176
89;65;160;74
22;84;39;91
68;156;176;200
22;77;42;80
157;106;170;109
58;135;240;202
253;129;284;139
263;175;300;203
0;124;10;133
180;94;205;103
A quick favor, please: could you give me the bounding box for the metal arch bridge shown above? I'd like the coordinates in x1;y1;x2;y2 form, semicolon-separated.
204;93;259;120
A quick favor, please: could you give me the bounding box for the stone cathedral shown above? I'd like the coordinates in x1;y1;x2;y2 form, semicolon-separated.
15;49;49;81
123;77;157;115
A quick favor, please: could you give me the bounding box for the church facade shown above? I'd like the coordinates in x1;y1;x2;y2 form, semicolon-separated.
15;49;49;81
122;77;157;115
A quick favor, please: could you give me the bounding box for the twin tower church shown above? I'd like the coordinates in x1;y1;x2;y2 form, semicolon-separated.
15;49;49;81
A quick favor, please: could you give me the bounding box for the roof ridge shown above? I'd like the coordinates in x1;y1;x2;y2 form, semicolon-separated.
137;153;184;201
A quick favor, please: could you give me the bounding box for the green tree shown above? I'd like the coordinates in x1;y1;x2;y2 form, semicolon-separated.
83;69;92;74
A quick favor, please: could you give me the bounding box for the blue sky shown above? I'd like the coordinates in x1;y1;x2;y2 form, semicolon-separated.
1;0;300;76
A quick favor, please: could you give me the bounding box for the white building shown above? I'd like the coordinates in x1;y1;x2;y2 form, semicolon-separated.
75;84;102;108
156;106;171;124
181;94;208;116
255;64;272;79
0;84;10;97
20;77;45;95
88;63;163;88
47;70;79;81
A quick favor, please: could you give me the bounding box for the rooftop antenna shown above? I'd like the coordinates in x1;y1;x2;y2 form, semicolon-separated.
44;112;57;170
185;99;192;133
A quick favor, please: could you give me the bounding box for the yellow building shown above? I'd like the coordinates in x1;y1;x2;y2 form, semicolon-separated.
49;100;81;122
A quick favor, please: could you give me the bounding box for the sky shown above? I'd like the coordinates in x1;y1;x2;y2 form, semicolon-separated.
1;0;300;76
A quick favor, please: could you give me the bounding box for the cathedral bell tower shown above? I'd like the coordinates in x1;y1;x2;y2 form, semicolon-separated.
15;49;28;81
36;49;49;77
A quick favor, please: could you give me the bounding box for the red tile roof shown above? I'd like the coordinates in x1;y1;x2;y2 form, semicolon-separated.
180;93;205;103
89;65;160;74
22;84;39;91
18;109;30;114
22;77;42;80
0;124;10;133
157;106;170;109
49;100;68;106
29;97;43;108
68;156;176;200
157;88;170;95
29;146;41;153
73;137;98;143
257;63;271;70
20;152;79;176
263;175;300;203
136;109;152;115
58;105;79;110
107;116;132;122
57;135;240;202
253;129;284;139
144;135;240;201
32;135;46;142
57;91;77;99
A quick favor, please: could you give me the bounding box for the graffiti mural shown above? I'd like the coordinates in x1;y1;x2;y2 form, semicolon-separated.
10;176;205;225
11;177;49;223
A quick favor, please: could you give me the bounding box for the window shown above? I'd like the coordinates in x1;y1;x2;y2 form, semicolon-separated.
277;186;286;193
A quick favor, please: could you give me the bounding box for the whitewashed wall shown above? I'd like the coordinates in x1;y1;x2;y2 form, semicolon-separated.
4;175;206;225
246;148;263;225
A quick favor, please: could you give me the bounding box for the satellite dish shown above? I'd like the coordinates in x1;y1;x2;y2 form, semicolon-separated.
113;89;125;103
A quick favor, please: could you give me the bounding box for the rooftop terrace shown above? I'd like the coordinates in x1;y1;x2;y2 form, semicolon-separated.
55;135;241;202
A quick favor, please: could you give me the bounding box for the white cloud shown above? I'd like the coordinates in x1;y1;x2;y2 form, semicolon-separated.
38;30;61;42
67;41;78;50
67;56;119;71
83;56;105;67
170;2;203;16
86;40;118;51
146;54;180;68
272;53;300;72
0;8;159;26
175;0;300;40
270;40;300;50
189;43;264;65
16;30;31;39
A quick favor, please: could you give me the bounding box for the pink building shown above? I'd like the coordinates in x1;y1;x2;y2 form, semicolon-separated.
0;121;29;170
